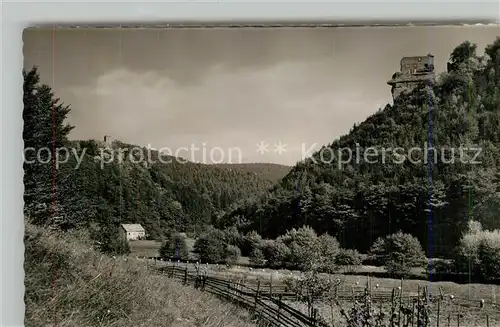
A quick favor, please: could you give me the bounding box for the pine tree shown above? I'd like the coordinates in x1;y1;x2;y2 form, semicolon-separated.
23;66;74;226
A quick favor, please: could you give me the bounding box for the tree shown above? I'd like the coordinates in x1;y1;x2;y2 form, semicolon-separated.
279;226;321;271
284;270;335;318
159;232;189;261
193;227;227;263
261;239;290;269
92;224;131;256
370;231;426;277
225;245;241;266
334;248;362;273
449;41;478;70
23;66;74;226
317;233;341;273
249;247;266;266
242;230;263;256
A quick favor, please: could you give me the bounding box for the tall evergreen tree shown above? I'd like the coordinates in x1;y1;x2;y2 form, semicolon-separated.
23;66;74;226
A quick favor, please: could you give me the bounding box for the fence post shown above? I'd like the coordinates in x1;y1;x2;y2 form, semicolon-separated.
437;299;441;327
486;314;489;327
270;273;273;298
254;279;261;311
411;297;415;327
416;285;421;326
277;293;282;322
184;267;188;285
447;314;450;327
390;289;396;327
456;314;460;327
398;278;403;327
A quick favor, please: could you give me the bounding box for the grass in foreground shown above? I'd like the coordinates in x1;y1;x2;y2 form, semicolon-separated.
24;221;257;327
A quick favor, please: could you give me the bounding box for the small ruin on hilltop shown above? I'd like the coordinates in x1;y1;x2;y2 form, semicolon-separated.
387;54;435;100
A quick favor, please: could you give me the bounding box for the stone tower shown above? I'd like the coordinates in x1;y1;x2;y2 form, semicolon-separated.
104;135;112;147
387;54;435;100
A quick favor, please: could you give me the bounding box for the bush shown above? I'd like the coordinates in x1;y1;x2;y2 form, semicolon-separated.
370;231;426;277
92;224;131;256
279;226;321;271
249;247;266;266
159;232;189;261
425;258;455;276
79;139;99;156
335;248;362;272
477;235;500;280
225;245;241;266
223;226;244;249
25;221;258;327
193;228;227;263
242;230;263;256
262;239;290;268
454;220;485;276
317;233;340;273
456;221;500;280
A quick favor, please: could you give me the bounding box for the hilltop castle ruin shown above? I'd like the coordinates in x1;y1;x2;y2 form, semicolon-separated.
388;54;435;100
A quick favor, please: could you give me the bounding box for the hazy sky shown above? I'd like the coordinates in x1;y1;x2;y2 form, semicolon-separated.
23;26;499;165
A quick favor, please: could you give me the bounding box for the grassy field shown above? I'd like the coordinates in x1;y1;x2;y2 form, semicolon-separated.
24;222;257;327
130;240;500;326
129;237;197;259
154;260;500;327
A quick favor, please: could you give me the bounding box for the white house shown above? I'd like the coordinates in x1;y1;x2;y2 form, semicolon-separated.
120;224;146;241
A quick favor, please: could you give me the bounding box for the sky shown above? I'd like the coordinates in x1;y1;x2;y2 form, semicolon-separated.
23;26;499;165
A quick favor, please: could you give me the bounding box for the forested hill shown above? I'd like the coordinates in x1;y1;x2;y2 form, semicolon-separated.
25;137;277;240
218;38;500;258
214;163;291;183
22;66;279;241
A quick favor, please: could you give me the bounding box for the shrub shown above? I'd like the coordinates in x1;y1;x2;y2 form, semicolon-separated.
335;248;362;272
477;234;500;280
193;228;227;263
370;231;426;277
159;232;189;261
225;245;241;266
425;258;455;276
454;220;484;275
249;247;266;266
284;270;335;318
25;221;258;327
279;226;321;271
92;224;131;256
79;139;99;156
242;230;263;256
317;233;340;273
223;226;244;249
457;222;500;280
261;239;290;268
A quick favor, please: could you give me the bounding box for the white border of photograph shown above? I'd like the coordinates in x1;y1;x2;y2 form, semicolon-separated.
2;1;499;326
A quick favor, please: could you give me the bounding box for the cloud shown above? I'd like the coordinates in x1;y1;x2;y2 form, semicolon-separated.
65;62;387;164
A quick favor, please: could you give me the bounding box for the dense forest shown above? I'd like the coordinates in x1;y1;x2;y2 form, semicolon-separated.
22;69;285;240
24;37;500;261
218;37;500;259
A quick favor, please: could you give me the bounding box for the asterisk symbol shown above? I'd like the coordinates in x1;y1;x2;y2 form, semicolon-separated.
274;141;287;155
256;141;269;155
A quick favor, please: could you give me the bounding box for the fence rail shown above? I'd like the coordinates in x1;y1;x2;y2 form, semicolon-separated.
158;265;328;327
144;259;497;327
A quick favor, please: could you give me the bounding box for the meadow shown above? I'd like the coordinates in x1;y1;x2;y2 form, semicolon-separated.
24;222;258;327
149;257;500;327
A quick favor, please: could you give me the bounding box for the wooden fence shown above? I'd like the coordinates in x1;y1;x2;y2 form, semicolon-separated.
158;265;328;327
145;259;498;327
